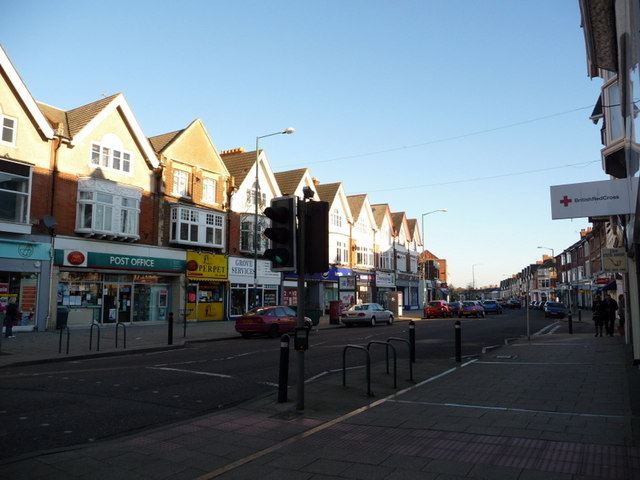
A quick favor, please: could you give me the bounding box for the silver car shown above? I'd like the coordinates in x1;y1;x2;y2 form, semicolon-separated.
340;303;394;327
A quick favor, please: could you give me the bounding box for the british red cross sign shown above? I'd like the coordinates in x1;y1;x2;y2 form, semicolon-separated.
550;178;638;220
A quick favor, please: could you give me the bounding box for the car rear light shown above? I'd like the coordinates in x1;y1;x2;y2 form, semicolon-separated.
358;313;366;317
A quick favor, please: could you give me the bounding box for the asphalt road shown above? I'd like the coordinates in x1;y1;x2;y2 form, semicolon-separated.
0;307;563;461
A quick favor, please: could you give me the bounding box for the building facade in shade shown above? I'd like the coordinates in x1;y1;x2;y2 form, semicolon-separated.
149;119;231;321
579;0;640;361
0;46;55;332
391;211;421;309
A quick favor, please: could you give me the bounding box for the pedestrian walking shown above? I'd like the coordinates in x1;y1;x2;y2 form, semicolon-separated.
3;300;18;338
592;294;606;337
618;294;625;335
604;293;618;336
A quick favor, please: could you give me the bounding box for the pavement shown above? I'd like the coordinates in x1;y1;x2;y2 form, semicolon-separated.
1;309;640;479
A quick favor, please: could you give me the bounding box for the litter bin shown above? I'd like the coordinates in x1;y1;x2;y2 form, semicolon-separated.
56;307;69;329
306;309;322;326
329;300;341;325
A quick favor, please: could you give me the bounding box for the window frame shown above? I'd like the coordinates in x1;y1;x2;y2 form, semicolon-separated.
172;169;190;198
170;205;225;249
75;180;141;240
0;158;32;233
1;113;17;146
90;141;133;174
202;177;217;204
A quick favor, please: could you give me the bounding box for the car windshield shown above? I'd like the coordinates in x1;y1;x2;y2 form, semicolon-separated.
546;302;564;308
245;307;271;316
484;301;496;304
428;302;442;307
462;301;475;306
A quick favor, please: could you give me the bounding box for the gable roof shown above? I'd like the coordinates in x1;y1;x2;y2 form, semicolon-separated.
390;212;406;234
407;218;419;241
37;93;159;169
315;182;341;204
274;168;307;196
148;129;183;153
347;194;367;220
220;149;256;186
370;203;392;229
0;44;54;139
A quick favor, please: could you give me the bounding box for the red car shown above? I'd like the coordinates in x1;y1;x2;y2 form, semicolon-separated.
235;306;312;338
424;300;452;318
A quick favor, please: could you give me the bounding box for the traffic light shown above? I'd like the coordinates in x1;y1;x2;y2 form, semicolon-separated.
305;200;329;274
263;195;297;271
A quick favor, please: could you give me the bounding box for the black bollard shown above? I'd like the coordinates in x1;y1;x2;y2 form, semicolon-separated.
568;311;573;334
455;320;461;362
278;334;290;403
168;312;174;345
578;309;582;322
409;320;415;363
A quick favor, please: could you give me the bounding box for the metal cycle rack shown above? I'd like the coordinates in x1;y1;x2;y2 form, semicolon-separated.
387;336;413;382
367;340;397;388
115;322;127;349
180;308;193;338
58;326;70;354
342;345;373;397
89;322;101;351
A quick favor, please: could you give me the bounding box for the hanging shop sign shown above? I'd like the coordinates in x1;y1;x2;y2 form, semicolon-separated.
550;178;638;220
601;247;627;273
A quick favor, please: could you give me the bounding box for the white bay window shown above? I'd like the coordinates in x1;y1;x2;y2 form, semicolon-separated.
170;205;225;249
76;179;141;240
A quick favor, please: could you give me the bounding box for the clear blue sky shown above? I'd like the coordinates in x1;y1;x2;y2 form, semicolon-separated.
4;0;603;289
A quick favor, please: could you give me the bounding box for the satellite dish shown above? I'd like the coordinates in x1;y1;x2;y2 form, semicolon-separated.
43;215;57;229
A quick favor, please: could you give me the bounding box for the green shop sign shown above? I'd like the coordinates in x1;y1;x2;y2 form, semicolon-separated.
55;249;185;272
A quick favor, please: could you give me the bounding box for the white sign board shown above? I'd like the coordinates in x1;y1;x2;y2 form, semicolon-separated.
602;247;627;273
550;178;638;220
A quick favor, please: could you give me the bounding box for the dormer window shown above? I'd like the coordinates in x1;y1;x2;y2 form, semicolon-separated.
90;134;132;174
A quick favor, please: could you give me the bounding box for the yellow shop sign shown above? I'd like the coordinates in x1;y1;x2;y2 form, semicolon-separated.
186;252;227;280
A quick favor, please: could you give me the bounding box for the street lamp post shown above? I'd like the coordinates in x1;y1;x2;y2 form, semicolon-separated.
253;127;295;308
472;263;481;291
420;209;447;305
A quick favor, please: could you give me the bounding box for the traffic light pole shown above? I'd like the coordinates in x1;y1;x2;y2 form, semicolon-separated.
296;197;306;411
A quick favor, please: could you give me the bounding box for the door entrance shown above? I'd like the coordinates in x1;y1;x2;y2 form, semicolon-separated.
102;283;132;323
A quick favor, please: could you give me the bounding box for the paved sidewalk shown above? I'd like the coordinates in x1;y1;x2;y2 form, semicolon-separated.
1;310;639;479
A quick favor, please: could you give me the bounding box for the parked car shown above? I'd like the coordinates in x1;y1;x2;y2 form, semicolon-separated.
424;300;452;318
459;300;485;318
235;306;312;338
505;299;522;309
340;303;394;327
529;300;539;309
481;299;502;315
544;302;567;318
448;301;462;315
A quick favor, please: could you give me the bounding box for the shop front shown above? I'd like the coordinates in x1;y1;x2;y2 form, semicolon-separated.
53;238;186;327
282;266;353;312
396;272;420;309
353;269;374;304
374;270;395;309
228;256;280;317
0;236;52;332
185;252;227;321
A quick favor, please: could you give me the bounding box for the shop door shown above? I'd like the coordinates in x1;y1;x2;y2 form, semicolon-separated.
102;284;132;323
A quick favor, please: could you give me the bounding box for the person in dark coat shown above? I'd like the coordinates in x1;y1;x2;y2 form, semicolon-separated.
592;294;606;337
3;301;18;338
604;294;619;336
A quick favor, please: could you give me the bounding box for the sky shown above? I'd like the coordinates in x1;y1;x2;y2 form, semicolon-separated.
4;0;604;289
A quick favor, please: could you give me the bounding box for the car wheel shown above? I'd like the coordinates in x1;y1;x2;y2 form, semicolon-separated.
481;312;486;318
387;315;394;325
344;322;353;328
268;325;279;338
241;332;252;339
370;316;376;327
